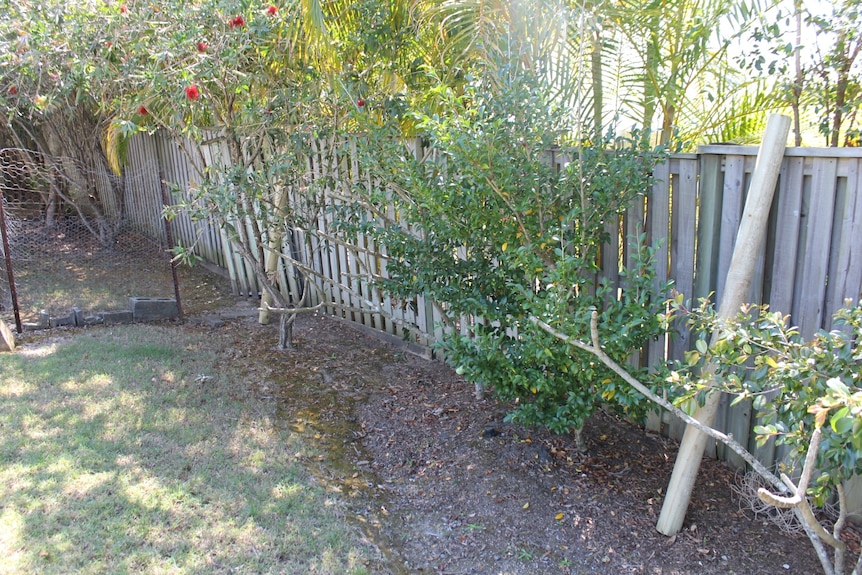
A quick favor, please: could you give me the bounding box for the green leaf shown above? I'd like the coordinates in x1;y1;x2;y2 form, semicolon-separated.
695;339;708;354
826;378;851;398
679;397;699;416
685;350;701;366
830;407;853;434
753;424;777;436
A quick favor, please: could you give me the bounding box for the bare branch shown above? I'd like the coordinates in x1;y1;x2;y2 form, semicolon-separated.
261;301;326;315
757;427;821;508
260;298;425;335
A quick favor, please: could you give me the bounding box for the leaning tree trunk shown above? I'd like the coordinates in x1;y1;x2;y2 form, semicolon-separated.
36;108;123;247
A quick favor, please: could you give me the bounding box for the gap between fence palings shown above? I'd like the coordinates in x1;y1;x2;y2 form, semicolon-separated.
656;114;792;536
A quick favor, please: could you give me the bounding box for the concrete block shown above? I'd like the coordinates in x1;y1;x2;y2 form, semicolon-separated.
201;315;225;328
0;318;15;352
100;310;134;324
73;307;85;326
37;310;50;329
130;297;179;322
49;313;75;328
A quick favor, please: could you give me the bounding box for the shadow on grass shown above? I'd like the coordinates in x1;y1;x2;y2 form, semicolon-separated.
0;325;376;575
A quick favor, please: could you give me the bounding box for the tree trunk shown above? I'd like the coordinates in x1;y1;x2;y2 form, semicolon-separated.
259;185;289;325
660;102;675;146
642;35;659;132
278;312;295;350
792;0;803;146
590;24;603;138
45;185;57;229
829;31;860;147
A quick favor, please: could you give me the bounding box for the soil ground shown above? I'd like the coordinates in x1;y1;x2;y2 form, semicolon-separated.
188;296;857;575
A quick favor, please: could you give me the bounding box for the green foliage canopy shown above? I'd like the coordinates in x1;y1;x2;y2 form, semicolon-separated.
667;298;862;503
356;69;669;436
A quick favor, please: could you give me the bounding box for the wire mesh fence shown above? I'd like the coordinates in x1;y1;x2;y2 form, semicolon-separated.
0;148;179;330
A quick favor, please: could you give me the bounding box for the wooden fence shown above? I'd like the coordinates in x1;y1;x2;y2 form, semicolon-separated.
636;145;862;470
122;133;862;472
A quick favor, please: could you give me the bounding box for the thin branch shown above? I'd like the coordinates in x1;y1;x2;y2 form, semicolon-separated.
260;298;425;334
261;301;326;315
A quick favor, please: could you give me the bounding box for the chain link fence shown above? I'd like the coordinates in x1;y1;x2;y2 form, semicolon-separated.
0;148;179;330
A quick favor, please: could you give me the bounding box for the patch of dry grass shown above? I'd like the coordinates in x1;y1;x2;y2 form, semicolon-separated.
0;325;375;575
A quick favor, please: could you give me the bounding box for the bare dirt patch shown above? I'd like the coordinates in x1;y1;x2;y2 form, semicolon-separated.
194;302;855;575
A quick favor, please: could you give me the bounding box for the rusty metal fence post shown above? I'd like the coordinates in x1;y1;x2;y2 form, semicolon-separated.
0;189;22;333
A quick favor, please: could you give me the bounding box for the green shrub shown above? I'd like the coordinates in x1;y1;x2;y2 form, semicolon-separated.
358;70;669;438
667;298;862;504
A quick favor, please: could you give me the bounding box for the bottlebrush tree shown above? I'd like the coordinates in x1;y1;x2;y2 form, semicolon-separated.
1;0;429;348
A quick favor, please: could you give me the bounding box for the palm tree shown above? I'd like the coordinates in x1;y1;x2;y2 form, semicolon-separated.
607;0;758;146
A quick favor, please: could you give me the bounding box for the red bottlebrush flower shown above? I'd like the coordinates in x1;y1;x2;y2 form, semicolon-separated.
105;41;113;48
185;85;200;101
266;5;277;16
356;98;365;107
229;15;246;28
138;106;148;115
120;4;128;13
197;41;208;53
8;86;18;95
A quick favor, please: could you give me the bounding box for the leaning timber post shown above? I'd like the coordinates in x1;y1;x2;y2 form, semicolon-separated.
656;114;791;536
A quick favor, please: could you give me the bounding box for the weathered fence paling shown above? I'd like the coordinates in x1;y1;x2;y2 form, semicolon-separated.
127;132;862;470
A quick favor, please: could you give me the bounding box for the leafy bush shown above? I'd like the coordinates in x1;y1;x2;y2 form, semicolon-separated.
358;71;669;439
667;298;862;504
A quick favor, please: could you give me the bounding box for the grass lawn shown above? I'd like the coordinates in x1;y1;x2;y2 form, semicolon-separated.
0;324;374;575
